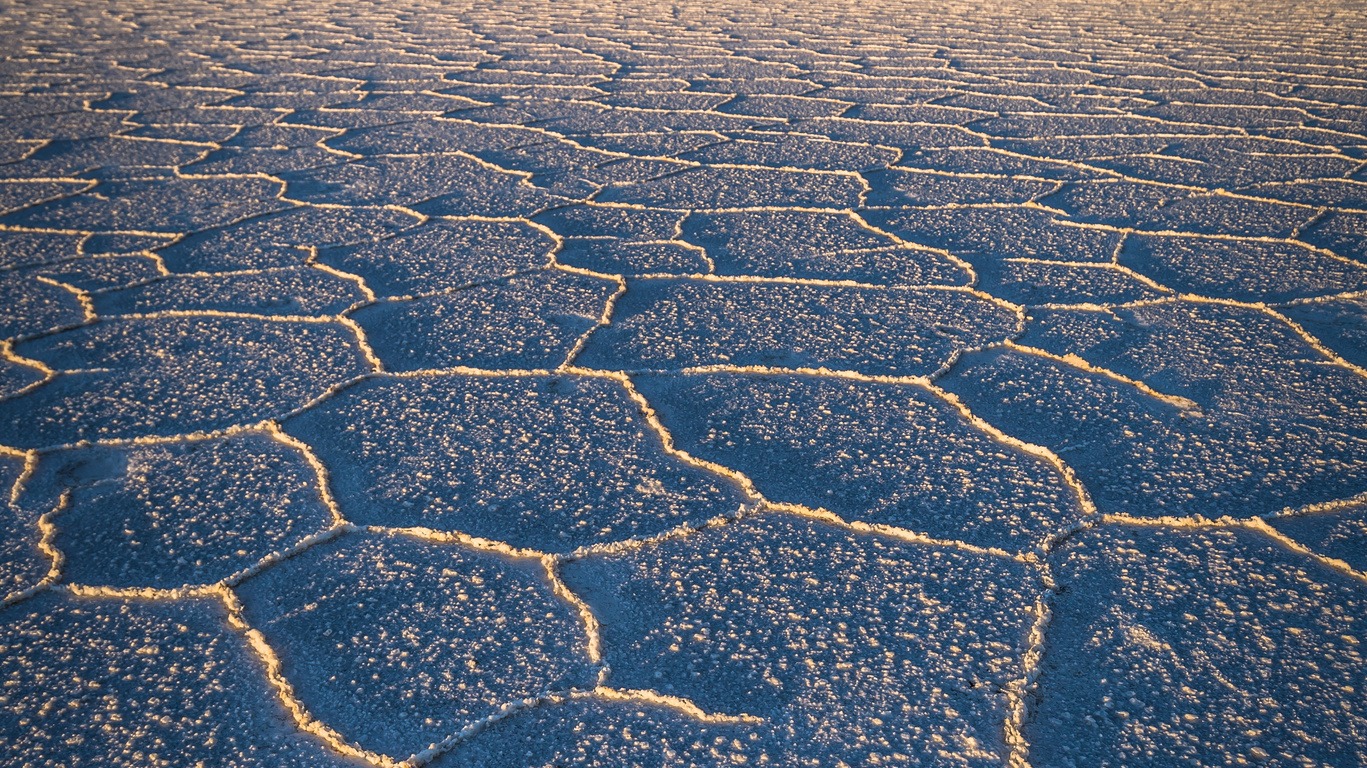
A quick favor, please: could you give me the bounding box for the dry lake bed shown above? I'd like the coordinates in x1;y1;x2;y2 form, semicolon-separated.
0;1;1365;766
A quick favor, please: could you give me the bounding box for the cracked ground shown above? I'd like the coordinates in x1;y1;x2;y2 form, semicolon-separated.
1;1;1365;766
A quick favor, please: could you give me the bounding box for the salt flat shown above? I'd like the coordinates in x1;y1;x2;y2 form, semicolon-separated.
0;1;1364;766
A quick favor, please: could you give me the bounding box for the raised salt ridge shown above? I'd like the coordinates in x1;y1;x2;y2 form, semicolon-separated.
0;1;1363;765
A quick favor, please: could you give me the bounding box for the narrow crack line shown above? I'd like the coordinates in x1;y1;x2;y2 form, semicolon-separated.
1032;291;1365;379
566;503;752;561
596;369;764;504
33;274;97;322
671;212;716;273
10;418;275;457
345;266;552;309
847;208;979;285
1259;490;1367;521
595;363;933;386
632;271;997;292
1244;518;1367;586
1120;293;1367;380
761;500;1025;560
1003;341;1202;411
1008;261;1177;298
541;555;605;673
5;448;38;507
62;582;217;600
590;686;765;725
0;179;97;215
0;220;174;240
308;248;380;303
0;340;56;399
360;523;547;561
0;490;66;609
335;314;387;372
216;524;352;590
559;273;627;370
404;684;761;767
1288;205;1328;241
921;380;1100;520
263;421;350;526
1099;512;1367;585
1004;560;1056;768
91;307;358;324
428;212;555;226
579;201;858;215
274;373;378;424
1254;303;1367;380
883;165;1068;184
926;310;1029;383
1052;217;1362;267
218;585;404;768
0;317;100;348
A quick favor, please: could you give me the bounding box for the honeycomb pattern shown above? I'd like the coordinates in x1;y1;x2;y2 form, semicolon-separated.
1;1;1365;766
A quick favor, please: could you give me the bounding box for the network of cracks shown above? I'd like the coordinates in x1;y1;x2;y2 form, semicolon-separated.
1;1;1365;766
